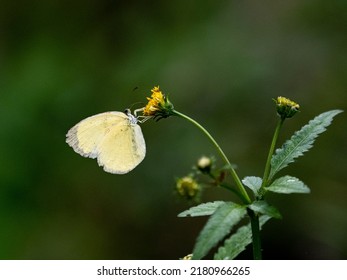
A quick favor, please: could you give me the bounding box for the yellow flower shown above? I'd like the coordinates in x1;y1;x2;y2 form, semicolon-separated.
143;86;165;116
176;176;200;200
142;86;174;120
274;96;300;119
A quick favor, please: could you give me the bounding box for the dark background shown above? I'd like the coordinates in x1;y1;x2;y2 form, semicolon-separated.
0;0;346;259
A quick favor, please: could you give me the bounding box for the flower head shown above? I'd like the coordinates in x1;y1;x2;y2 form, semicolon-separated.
176;176;200;200
143;86;174;120
274;96;300;119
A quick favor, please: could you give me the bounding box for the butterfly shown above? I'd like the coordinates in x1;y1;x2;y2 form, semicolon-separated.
66;109;145;174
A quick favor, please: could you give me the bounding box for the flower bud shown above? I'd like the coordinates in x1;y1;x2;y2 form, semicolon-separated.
180;254;193;260
274;96;300;119
176;176;200;200
197;156;212;174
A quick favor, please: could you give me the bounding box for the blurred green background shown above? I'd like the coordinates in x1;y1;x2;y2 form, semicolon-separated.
0;0;346;259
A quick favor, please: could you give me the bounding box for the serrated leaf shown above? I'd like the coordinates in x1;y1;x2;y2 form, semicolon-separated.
269;110;342;180
242;176;262;196
178;201;226;217
192;202;247;260
248;200;282;219
266;176;310;194
214;215;271;260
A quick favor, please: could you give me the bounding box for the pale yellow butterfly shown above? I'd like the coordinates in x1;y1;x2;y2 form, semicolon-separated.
66;109;145;174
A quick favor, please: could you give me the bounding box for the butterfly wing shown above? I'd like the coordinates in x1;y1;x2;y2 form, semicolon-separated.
66;111;146;174
96;119;146;174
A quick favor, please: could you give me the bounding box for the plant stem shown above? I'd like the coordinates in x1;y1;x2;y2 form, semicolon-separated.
173;109;263;259
260;117;285;194
248;209;262;260
172;110;251;204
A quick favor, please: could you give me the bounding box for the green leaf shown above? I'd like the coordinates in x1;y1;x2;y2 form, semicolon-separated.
266;176;310;194
177;201;226;217
242;176;262;196
192;202;247;260
269;110;343;180
214;215;271;260
248;200;282;219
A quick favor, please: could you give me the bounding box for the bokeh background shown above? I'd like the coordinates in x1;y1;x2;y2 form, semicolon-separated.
0;0;346;259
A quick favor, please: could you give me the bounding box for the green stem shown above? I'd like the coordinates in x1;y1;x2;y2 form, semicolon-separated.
218;183;243;199
172;109;264;259
172;110;251;204
260;117;285;194
207;173;245;201
248;209;262;260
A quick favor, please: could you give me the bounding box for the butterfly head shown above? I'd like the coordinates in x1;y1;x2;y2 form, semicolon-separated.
124;109;138;125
